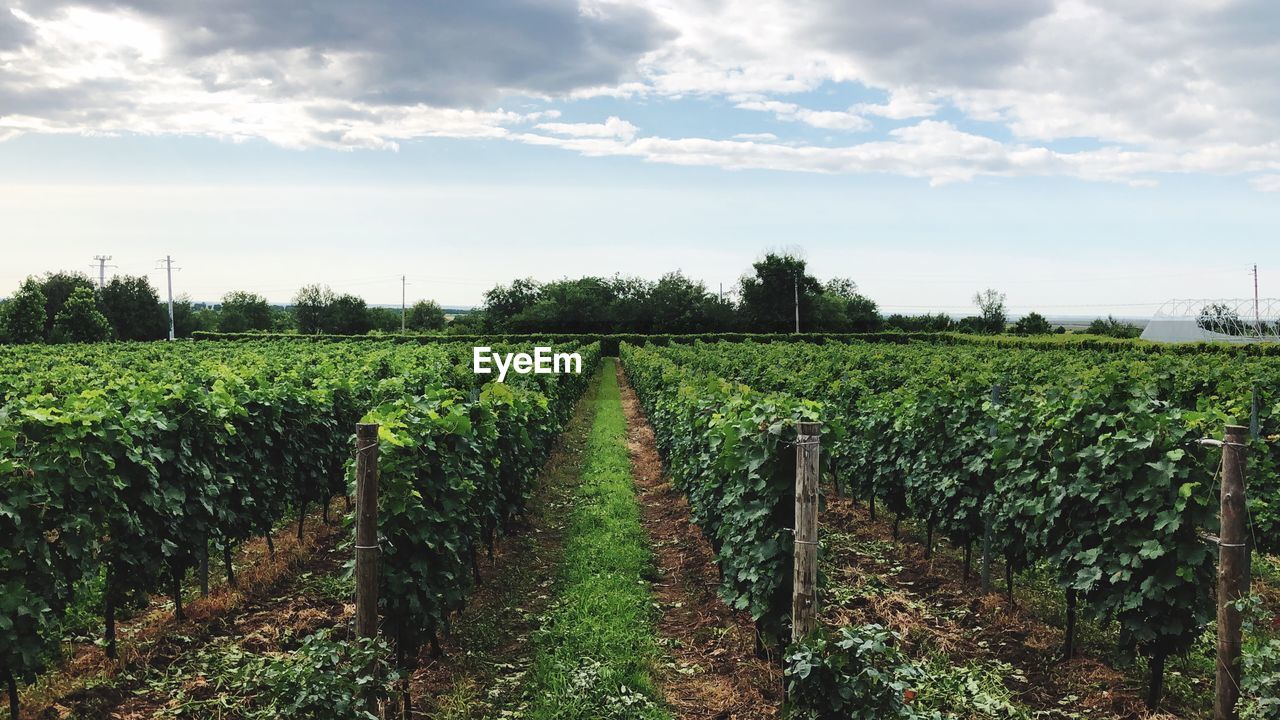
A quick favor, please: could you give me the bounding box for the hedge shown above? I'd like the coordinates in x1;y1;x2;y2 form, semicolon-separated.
189;330;1280;356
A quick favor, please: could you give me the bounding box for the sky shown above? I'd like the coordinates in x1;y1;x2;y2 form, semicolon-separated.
1;0;1278;316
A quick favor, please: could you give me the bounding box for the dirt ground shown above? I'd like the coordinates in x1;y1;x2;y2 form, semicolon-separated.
21;502;349;720
616;364;784;720
407;370;600;718
819;498;1191;720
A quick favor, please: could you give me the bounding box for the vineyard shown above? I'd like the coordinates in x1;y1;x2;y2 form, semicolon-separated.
620;339;1280;718
3;336;1280;719
0;339;599;718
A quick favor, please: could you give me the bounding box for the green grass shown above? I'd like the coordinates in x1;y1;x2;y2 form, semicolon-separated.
523;360;670;720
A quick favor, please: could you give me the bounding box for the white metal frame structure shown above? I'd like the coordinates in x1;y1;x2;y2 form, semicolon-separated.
1141;298;1280;343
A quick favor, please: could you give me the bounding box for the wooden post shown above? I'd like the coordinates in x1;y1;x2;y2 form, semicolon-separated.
355;423;380;642
981;383;1002;593
5;666;17;720
791;421;820;643
980;528;992;593
1250;386;1259;441
104;565;116;660
199;537;209;597
1215;424;1249;720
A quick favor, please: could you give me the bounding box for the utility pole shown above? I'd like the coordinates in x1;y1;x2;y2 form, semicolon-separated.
793;272;800;333
1253;265;1260;332
401;275;407;333
91;255;115;288
155;256;179;341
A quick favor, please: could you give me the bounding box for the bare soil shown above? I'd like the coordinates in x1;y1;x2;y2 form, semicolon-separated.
616;363;784;720
21;502;349;720
820;498;1190;720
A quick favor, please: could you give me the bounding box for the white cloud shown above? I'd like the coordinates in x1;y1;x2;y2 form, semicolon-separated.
734;98;871;131
732;132;778;141
852;90;940;120
3;0;1280;188
514;119;1280;188
0;1;667;148
535;116;638;140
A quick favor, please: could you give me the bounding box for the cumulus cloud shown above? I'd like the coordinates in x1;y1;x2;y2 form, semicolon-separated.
852;90;940;120
70;0;671;106
0;7;30;49
2;0;1280;187
535;116;638;140
514;119;1280;188
0;1;669;147
733;98;871;131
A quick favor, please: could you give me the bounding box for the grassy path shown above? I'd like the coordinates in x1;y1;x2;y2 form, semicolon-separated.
616;364;783;720
522;359;670;720
417;366;601;718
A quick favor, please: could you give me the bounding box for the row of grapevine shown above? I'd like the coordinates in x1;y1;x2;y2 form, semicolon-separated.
0;339;599;713
621;339;1280;707
619;342;821;646
363;342;600;666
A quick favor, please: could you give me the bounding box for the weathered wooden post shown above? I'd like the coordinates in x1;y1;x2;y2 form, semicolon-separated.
791;421;821;642
981;383;1002;593
199;536;209;598
1216;424;1249;720
6;666;18;720
354;423;380;642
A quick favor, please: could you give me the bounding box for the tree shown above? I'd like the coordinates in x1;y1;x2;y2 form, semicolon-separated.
326;294;369;335
172;295;207;337
1;278;47;343
813;278;881;332
1088;315;1142;339
1012;311;1052;335
99;275;167;341
269;306;296;333
51;286;112;343
508;277;623;334
367;307;403;333
218;291;271;333
34;271;96;340
483;278;542;331
1196;303;1246;335
644;272;725;333
739;253;823;333
293;284;336;334
884;313;953;332
972;289;1007;334
405;300;447;332
445;311;486;335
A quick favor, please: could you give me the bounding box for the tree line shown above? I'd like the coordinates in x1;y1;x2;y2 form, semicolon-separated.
0;273;449;343
0;253;1142;343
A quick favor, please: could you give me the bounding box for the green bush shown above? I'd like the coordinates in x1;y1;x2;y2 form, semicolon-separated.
1240;595;1280;720
251;630;395;719
145;629;397;719
783;625;924;720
